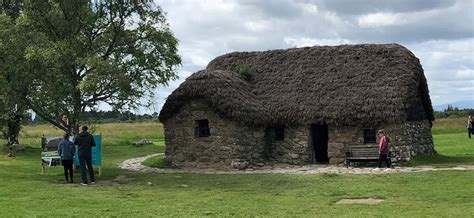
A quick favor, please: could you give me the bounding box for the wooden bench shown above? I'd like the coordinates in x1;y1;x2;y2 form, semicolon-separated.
345;144;381;167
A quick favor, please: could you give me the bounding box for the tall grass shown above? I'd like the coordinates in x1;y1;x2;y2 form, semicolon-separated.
432;117;467;134
13;122;164;148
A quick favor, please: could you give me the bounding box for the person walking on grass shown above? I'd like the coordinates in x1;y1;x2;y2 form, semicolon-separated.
57;133;75;183
74;126;96;185
467;115;473;139
378;129;391;168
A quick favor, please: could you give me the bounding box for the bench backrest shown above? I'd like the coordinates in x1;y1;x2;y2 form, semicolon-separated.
346;144;379;157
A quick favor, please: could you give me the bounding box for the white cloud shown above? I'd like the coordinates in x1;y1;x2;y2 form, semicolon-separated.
299;2;319;15
181;48;213;69
405;38;474;104
358;12;406;27
357;5;448;28
456;68;474;79
147;0;474;113
284;37;354;47
243;20;271;32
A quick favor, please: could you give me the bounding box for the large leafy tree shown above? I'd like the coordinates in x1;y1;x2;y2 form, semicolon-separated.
0;0;23;19
13;0;181;133
0;1;29;147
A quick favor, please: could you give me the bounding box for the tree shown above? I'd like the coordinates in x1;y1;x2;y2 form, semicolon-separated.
11;0;181;134
0;2;29;147
0;0;23;19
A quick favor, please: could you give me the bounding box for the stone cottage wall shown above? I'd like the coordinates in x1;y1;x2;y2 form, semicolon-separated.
164;100;433;168
328;121;434;164
163;100;265;169
265;126;311;165
327;126;361;164
384;120;434;163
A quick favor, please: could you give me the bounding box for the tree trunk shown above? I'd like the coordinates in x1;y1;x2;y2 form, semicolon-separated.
6;114;21;146
71;87;82;135
70;119;79;135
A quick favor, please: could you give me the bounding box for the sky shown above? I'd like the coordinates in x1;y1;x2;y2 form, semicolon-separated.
142;0;474;114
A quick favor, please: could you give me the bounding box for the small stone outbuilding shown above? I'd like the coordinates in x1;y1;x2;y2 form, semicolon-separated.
159;44;435;169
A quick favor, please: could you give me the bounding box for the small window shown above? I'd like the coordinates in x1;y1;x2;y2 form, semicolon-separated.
363;129;376;143
195;119;210;137
275;125;285;141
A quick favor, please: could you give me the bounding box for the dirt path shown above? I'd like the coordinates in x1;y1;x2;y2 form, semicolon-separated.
119;153;474;174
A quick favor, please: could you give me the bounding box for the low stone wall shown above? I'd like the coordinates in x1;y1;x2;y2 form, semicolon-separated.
163;100;265;169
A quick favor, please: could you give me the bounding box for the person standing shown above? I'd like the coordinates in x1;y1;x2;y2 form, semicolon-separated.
378;129;391;168
74;126;96;185
57;133;75;183
468;115;473;139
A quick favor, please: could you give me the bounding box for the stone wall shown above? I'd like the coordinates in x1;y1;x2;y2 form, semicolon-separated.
163;100;265;169
164;99;434;168
327;126;361;164
385;120;434;163
265;126;311;164
328;121;434;164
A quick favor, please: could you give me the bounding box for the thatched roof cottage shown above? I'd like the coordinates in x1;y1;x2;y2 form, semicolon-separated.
159;44;434;169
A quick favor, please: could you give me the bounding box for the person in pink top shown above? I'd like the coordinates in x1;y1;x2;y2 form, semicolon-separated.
378;129;391;168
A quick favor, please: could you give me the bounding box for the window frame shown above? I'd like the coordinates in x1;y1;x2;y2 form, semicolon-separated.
195;119;211;137
363;128;377;143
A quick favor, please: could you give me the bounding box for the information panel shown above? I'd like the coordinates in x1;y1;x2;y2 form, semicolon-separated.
73;135;102;166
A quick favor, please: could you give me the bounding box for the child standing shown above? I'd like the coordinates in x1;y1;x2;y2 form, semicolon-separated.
57;133;75;183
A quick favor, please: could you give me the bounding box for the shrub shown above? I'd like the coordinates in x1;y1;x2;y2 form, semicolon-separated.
234;63;251;81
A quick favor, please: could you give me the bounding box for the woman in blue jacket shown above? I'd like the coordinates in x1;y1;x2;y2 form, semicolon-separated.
57;133;75;183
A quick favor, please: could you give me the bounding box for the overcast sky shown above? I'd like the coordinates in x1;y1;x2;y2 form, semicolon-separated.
144;0;473;114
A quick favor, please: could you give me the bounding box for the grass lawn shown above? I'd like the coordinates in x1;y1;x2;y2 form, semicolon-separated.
409;118;474;166
142;154;167;168
0;120;473;217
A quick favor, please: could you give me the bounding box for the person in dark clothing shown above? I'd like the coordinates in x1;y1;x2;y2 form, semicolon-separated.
74;126;96;185
468;115;473;139
378;129;391;168
57;133;75;183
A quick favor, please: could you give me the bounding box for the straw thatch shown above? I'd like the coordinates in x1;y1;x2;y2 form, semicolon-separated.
160;44;434;126
159;69;269;125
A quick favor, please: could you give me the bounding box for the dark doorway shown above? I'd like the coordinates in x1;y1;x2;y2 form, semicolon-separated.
311;123;329;163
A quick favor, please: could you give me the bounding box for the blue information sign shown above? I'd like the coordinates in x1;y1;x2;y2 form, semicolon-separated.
73;135;102;166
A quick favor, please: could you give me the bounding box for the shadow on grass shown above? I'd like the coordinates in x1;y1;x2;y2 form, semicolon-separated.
407;153;474;167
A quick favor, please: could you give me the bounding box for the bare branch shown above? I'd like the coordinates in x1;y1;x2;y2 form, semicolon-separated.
26;100;67;132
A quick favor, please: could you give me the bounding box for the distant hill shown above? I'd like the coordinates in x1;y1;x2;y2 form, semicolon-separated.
433;100;474;111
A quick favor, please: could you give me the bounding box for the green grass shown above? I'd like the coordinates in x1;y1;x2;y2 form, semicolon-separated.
142;155;169;168
431;118;467;135
0;120;473;216
408;118;474;167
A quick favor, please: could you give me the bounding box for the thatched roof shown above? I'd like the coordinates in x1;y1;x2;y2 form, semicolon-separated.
160;44;434;126
159;69;269;124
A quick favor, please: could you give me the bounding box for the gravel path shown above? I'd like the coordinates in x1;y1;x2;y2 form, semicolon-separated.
119;153;474;174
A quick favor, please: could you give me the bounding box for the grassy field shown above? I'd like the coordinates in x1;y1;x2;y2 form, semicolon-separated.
409;118;474;166
0;119;473;217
